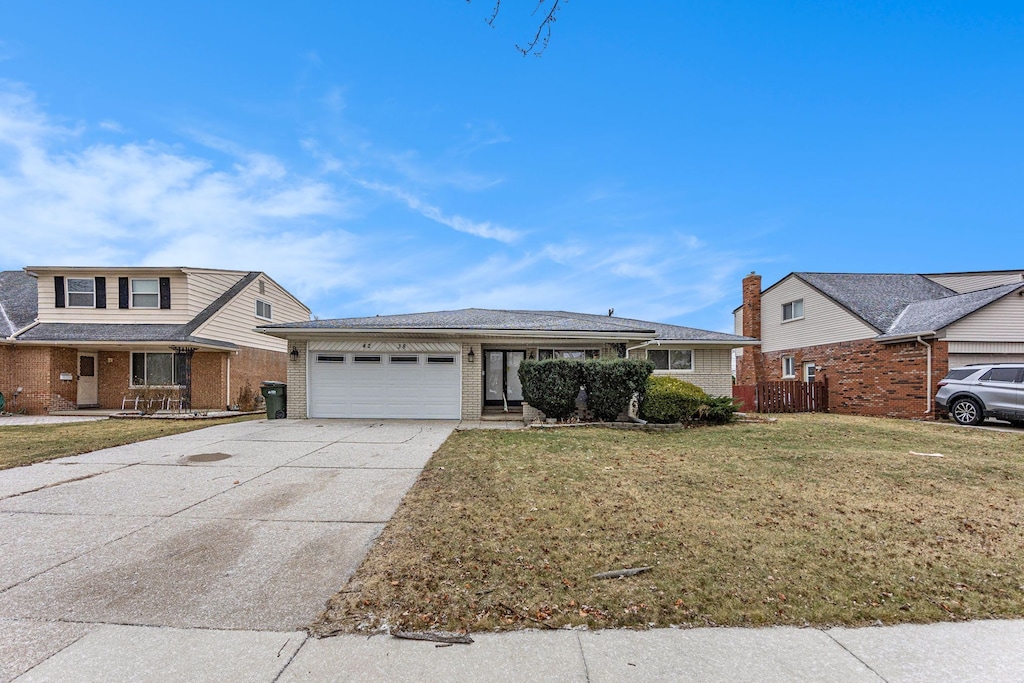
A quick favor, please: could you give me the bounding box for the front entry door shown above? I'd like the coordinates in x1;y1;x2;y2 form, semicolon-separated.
485;350;525;407
77;352;98;406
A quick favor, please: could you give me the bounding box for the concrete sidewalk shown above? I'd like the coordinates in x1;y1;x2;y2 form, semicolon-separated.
6;619;1023;682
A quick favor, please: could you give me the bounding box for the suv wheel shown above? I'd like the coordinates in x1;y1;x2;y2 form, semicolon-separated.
950;397;983;426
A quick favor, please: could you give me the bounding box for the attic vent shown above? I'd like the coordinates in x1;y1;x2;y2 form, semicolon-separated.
259;280;265;294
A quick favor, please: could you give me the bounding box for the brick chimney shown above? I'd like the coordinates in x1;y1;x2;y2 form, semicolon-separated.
742;272;762;340
737;272;764;386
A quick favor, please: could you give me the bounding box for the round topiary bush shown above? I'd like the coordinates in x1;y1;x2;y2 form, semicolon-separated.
639;375;709;424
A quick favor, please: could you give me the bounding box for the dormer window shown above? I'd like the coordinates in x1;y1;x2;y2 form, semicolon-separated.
782;299;804;322
66;278;95;308
131;279;160;309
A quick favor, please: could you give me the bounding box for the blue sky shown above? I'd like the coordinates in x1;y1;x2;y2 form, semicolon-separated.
1;2;1022;332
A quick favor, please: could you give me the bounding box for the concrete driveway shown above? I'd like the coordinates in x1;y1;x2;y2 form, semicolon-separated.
0;419;455;681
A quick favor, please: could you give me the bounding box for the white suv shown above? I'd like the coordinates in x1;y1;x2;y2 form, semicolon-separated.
935;364;1024;426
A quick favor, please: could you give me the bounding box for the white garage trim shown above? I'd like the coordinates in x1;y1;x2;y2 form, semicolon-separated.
307;349;462;419
309;340;461;353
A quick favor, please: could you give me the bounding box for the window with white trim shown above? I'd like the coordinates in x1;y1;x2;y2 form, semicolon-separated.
647;349;693;371
255;299;272;320
131;352;178;386
782;355;796;378
538;349;600;360
782;299;804;321
66;278;96;308
131;278;159;309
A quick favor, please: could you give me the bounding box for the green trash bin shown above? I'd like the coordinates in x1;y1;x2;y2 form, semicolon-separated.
260;381;287;419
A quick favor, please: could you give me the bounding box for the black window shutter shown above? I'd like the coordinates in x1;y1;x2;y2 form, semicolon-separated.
95;277;106;308
54;276;65;308
159;277;171;309
118;278;129;309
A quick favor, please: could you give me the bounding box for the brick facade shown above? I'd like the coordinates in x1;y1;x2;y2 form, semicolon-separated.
741;338;948;419
1;344;288;414
736;282;951;420
286;340;308;418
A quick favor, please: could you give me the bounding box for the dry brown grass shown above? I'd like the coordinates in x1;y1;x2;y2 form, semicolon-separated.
312;414;1024;635
0;415;260;469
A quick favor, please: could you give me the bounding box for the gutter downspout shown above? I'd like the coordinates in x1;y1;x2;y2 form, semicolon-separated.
916;336;932;415
625;340;659;359
9;320;40;341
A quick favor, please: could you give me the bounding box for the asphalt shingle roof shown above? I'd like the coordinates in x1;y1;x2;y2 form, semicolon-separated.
881;282;1024;338
0;270;39;336
260;308;757;343
16;323;238;349
795;273;955;332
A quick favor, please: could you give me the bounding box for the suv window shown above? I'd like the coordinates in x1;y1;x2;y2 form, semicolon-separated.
979;368;1023;383
944;369;978;381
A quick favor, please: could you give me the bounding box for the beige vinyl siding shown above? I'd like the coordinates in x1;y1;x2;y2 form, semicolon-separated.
35;270;191;324
761;276;876;353
926;272;1024;294
628;346;734;396
944;294;1024;342
185;270;246;317
192;276;310;351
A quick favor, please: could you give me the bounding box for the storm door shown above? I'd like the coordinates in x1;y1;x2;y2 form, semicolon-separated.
484;350;525;407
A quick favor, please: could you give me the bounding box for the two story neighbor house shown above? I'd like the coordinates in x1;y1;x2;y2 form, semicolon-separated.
735;270;1024;418
257;308;759;421
0;267;309;414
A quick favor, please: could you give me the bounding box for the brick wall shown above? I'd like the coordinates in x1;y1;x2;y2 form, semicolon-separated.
0;344;10;406
461;342;483;420
230;345;287;409
286;340;307;418
190;352;226;409
97;351;131;409
4;346;78;414
750;338;949;419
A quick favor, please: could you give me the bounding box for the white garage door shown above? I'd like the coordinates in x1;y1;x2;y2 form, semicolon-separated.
308;350;461;419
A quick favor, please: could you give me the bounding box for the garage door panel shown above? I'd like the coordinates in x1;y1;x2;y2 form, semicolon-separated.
309;351;461;419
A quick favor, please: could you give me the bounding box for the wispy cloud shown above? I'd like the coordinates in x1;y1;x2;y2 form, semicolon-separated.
0;86;356;300
353;178;521;243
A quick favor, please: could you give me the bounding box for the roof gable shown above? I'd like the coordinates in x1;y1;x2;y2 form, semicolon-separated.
881;282;1024;339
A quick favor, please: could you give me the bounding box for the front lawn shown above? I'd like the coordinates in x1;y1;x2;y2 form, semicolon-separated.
0;415;261;469
312;414;1024;634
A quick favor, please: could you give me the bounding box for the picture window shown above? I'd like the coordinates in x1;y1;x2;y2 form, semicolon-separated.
647;349;693;371
131;352;179;386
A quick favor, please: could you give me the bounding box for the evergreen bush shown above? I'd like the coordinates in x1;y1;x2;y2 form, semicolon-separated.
581;359;654;422
518;359;585;420
639;375;709;424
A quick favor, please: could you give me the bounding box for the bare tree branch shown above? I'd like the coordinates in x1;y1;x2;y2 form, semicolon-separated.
467;0;565;56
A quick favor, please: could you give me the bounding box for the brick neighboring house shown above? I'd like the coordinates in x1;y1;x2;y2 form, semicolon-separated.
0;267;310;414
734;270;1024;419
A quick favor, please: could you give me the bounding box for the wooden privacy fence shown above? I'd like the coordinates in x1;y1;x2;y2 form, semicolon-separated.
733;380;829;413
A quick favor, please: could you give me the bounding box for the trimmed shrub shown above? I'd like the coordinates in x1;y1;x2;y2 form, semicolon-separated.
519;359;585;420
639;376;709;424
581;359;654;422
697;395;739;424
